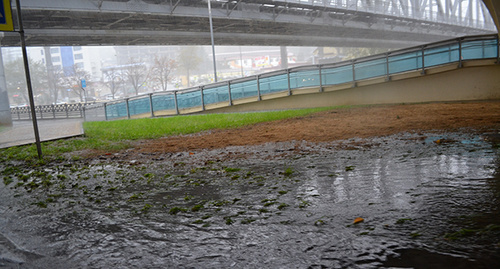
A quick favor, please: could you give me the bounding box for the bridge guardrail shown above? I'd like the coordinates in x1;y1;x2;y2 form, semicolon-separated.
10;103;97;121
296;0;495;30
86;34;499;121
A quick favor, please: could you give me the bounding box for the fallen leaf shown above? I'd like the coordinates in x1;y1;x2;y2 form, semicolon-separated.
353;217;364;224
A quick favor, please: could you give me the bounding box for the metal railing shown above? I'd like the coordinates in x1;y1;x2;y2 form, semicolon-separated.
10;103;95;121
275;0;496;30
88;34;500;121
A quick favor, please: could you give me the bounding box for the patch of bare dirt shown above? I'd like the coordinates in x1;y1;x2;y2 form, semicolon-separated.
133;101;500;154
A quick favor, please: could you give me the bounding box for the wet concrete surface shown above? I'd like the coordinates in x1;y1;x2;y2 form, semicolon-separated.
0;119;84;149
0;131;499;268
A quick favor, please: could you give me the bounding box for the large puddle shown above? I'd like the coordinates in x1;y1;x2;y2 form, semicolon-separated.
1;131;499;268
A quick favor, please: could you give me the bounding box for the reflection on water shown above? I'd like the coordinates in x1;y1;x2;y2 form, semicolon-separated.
0;132;499;268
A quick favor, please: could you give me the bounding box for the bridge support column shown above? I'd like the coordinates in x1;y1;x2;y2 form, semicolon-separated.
0;34;13;127
280;46;288;69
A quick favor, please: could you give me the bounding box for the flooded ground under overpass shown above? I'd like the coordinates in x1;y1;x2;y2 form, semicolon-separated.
0;130;499;268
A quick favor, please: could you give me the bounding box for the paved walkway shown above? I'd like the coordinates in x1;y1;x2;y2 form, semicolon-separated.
0;119;84;149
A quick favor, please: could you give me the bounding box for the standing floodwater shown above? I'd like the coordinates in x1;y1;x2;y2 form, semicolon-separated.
0;131;499;268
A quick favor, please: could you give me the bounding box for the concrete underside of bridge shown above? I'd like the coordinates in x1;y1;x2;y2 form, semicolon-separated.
483;0;500;37
199;61;500;115
0;0;495;48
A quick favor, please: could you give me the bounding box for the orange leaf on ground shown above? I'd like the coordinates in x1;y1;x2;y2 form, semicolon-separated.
353;217;364;224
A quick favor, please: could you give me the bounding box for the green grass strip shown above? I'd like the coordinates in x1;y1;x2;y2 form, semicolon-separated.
0;106;342;161
83;107;334;141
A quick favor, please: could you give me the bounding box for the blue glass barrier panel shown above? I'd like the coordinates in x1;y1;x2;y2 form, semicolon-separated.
177;90;202;109
321;65;353;85
106;102;127;119
152;94;176;112
289;69;320;89
462;39;498;60
230;80;258;100
128;97;151;116
354;58;387;80
483;39;498;58
424;44;459;67
388;51;422;74
204;85;229;105
259;74;289;95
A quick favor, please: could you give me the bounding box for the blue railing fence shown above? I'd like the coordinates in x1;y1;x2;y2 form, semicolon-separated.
87;34;499;121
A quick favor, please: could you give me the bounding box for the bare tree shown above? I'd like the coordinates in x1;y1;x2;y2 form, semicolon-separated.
4;58;47;105
45;66;66;104
150;56;177;92
102;67;123;100
177;46;203;87
124;60;149;96
44;47;62;104
60;64;90;102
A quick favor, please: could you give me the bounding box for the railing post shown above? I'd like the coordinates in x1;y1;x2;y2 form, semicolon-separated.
256;75;261;101
385;52;391;81
104;103;108;121
39;105;43;119
458;38;463;68
17;108;20;120
174;91;179;115
319;65;323;92
448;44;452;63
200;86;205;111
287;69;291;96
421;46;426;75
83;105;86;121
149;93;154;118
125;98;130;119
65;104;69;118
52;104;56;119
351;60;356;87
482;40;485;59
228;81;232;106
497;35;500;64
79;103;83;118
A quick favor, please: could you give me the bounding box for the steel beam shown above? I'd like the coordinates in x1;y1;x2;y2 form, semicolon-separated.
0;0;494;47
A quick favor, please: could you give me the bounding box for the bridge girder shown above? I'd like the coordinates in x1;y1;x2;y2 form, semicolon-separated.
0;0;495;48
482;0;500;35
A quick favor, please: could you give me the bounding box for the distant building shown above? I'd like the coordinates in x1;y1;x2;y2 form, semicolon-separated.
1;46;117;82
114;46;177;66
45;46;117;81
312;47;344;64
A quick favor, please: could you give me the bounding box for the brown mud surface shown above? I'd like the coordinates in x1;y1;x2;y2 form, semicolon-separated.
134;101;500;154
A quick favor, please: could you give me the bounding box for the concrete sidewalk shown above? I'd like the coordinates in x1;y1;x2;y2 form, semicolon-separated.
0;119;84;149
